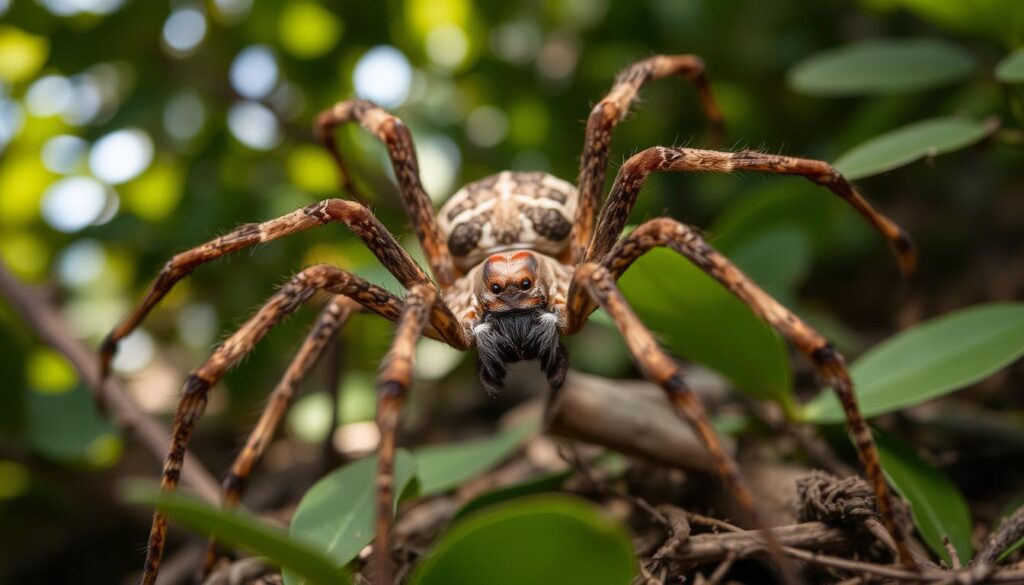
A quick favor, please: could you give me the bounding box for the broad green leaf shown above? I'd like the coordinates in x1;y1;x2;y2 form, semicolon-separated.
865;0;1024;44
726;227;811;308
455;469;574;521
833;117;991;180
452;453;626;521
285;451;416;585
875;432;973;564
805;303;1024;423
413;421;538;496
996;48;1024;83
710;179;875;260
411;495;636;585
788;39;976;96
122;484;350;585
618;247;794;412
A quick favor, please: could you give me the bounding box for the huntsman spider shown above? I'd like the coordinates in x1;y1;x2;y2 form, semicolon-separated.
100;54;917;584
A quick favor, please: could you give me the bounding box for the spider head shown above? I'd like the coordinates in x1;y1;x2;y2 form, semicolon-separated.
476;251;548;313
472;251;568;397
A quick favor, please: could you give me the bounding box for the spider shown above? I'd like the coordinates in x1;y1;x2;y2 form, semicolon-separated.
99;54;918;584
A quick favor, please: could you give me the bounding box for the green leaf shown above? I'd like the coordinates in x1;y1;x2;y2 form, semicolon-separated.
870;0;1024;44
122;484;350;585
410;495;636;585
788;39;976;96
996;48;1024;83
455;469;574;521
805;303;1024;423
618;247;794;412
285;451;416;585
875;432;973;564
833;117;991;180
413;421;538;496
726;227;811;308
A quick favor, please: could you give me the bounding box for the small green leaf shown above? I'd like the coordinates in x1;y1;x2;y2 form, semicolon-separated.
285;451;416;585
122;484;350;585
411;495;636;585
833;117;991;180
788;39;976;96
619;247;794;410
996;48;1024;83
805;303;1024;423
413;421;538;496
875;432;973;564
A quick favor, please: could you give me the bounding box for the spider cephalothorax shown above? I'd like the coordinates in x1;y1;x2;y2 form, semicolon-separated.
470;250;569;396
100;54;921;585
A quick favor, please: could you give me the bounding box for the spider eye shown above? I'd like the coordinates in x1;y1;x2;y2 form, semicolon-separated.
490;283;501;294
520;278;532;290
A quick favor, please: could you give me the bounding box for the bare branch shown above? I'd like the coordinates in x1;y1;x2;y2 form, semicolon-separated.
0;261;220;503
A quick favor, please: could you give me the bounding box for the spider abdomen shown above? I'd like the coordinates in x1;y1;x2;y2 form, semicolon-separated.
438;171;577;271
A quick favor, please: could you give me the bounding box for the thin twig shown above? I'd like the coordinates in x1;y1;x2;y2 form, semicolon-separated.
944;536;963;570
0;261;221;503
977;502;1024;565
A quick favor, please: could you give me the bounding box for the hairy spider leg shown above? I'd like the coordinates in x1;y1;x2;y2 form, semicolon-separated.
138;266;465;585
373;284;436;585
566;263;800;584
99;198;437;380
573;54;724;262
316;99;457;288
585;146;916;276
594;217;917;569
201;295;362;576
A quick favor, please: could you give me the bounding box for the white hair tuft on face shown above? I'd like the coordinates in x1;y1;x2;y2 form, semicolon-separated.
472;322;492;336
540;312;558;324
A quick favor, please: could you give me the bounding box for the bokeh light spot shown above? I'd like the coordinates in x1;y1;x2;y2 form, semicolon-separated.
27;348;78;394
111;329;155;374
40;176;109;232
230;45;278;100
162;6;207;56
177;302;218;348
26;75;72;117
0;97;25;152
89;128;154;184
0;26;49;83
286;144;337;193
279;1;342;59
227;101;281;150
56;239;106;287
352;45;412;108
163;90;207;142
0;461;30;500
465;105;508;148
212;0;252;25
288;392;333;443
416;134;461;200
0;232;49;281
489;20;541;64
121;157;185;221
425;24;469;69
41;134;88;174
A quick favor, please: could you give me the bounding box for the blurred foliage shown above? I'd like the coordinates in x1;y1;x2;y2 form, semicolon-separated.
1;0;1024;580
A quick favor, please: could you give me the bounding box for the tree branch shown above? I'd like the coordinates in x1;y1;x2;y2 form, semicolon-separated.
0;261;221;503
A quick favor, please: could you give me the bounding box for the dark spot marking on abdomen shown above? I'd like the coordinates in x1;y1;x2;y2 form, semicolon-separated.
527;208;572;241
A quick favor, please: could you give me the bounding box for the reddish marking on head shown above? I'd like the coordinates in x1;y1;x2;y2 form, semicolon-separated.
478;251;546;313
